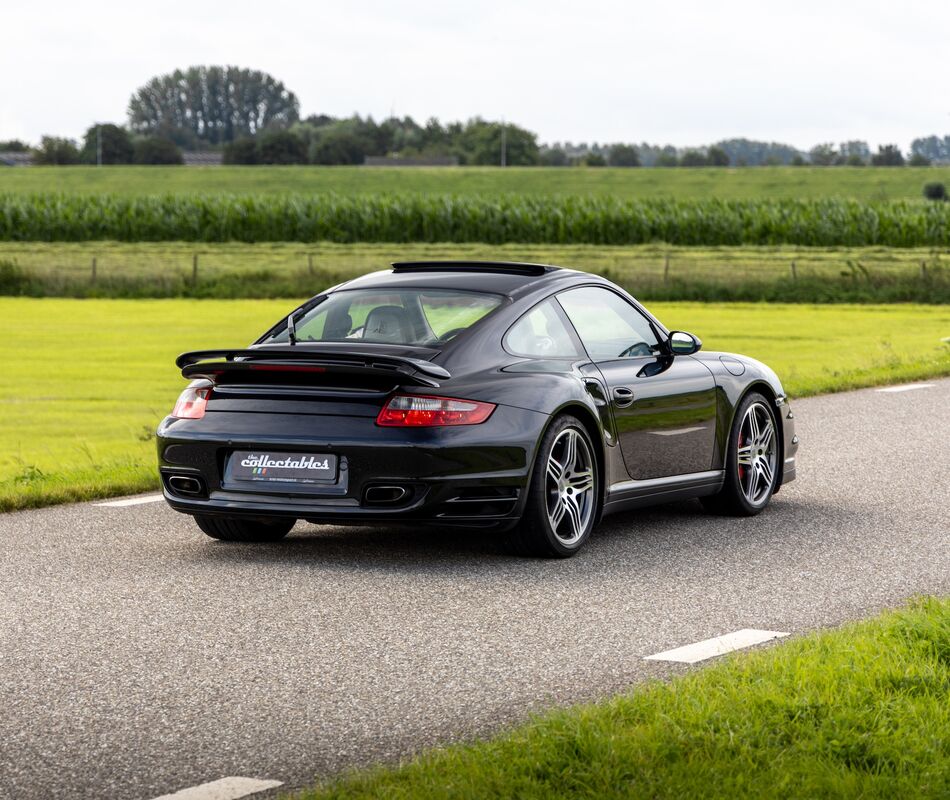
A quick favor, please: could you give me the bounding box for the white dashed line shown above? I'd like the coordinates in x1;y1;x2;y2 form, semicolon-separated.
875;383;935;393
94;494;165;508
644;629;789;664
150;776;283;800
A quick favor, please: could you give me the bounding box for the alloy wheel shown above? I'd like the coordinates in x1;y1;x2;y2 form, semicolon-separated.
736;402;777;505
545;428;596;545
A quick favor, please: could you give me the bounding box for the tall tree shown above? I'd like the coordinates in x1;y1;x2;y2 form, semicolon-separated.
608;144;640;167
706;146;730;166
910;135;950;164
808;143;838;166
454;119;539;166
81;124;133;164
128;66;299;145
871;145;905;166
32;137;81;165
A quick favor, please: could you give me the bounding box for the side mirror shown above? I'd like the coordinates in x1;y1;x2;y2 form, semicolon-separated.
668;330;702;355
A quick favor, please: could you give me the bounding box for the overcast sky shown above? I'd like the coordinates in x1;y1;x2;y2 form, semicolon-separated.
1;0;946;149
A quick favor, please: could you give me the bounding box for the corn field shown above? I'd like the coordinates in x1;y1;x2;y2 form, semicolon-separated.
1;193;948;246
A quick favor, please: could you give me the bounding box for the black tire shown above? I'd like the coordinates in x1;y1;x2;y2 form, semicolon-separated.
701;391;779;516
509;415;600;558
193;514;295;542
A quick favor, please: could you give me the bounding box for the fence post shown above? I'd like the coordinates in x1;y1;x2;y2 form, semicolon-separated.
920;261;928;280
91;257;97;284
663;253;670;284
790;260;797;280
192;253;199;286
308;254;314;276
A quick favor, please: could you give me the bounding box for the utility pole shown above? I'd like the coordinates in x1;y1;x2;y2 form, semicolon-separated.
96;125;102;167
500;118;507;168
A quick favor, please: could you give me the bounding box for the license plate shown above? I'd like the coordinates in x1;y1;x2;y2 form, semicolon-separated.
229;451;338;484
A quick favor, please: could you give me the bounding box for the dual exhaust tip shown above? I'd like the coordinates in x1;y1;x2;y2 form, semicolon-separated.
363;485;408;506
167;475;204;496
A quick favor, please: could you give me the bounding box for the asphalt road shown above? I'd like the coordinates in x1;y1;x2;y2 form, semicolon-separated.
2;380;948;800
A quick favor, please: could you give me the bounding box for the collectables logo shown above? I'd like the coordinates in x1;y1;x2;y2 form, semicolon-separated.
240;454;331;470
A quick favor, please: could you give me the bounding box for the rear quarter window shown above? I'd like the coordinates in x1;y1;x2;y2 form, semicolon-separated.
504;299;582;358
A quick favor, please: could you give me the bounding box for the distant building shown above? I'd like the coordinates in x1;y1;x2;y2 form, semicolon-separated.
0;151;33;166
364;155;459;167
182;151;223;166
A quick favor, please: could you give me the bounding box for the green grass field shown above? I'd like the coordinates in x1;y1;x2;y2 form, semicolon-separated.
2;165;948;200
294;597;950;800
1;298;947;511
1;241;947;303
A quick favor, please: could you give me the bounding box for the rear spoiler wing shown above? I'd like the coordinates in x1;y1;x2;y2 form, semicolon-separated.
176;348;451;388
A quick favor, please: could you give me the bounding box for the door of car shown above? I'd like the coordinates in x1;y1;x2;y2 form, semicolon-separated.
556;286;718;480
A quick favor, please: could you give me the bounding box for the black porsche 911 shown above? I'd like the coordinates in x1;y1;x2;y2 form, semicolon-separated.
158;261;798;557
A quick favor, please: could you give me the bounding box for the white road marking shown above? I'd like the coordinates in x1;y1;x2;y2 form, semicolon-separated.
876;383;935;393
644;629;789;664
648;426;707;436
150;776;282;800
94;494;165;508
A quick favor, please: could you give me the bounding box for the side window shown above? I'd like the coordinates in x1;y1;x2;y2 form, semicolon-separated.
557;287;660;361
504;299;582;358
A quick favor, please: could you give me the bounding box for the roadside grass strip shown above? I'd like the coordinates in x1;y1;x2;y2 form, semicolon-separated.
292;598;950;800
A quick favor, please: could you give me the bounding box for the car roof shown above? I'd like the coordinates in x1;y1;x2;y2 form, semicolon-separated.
329;261;590;299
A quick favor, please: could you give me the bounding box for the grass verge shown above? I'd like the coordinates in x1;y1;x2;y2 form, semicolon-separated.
1;299;947;512
292;597;950;800
1;241;948;303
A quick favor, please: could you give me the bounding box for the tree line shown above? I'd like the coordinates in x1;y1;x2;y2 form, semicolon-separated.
1;64;947;167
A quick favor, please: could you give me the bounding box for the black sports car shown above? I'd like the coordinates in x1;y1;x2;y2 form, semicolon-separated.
158;261;798;557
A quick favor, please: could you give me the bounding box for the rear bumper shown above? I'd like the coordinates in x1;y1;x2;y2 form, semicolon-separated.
156;403;548;528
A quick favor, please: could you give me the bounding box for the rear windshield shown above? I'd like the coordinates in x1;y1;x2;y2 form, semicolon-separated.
265;288;504;347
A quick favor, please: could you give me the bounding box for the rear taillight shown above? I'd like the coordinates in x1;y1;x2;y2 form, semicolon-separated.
376;394;496;427
171;382;212;420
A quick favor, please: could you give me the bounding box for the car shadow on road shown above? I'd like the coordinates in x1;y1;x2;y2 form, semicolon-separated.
181;494;834;578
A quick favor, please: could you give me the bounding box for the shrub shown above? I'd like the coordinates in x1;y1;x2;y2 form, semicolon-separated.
133;137;183;165
258;129;307;165
680;150;708;167
608;145;640;167
706;146;730;167
32;137;81;165
223;137;259;165
923;182;947;201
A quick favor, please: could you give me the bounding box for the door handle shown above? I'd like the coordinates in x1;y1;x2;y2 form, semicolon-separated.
613;387;635;407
